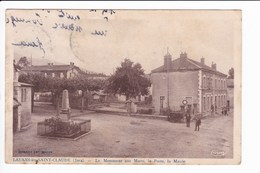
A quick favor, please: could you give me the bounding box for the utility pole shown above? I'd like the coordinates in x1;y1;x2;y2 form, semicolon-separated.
167;47;170;110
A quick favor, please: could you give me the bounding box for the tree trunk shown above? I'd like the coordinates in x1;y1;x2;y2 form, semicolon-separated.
56;93;60;117
31;88;34;113
81;92;85;113
51;92;55;107
126;94;129;101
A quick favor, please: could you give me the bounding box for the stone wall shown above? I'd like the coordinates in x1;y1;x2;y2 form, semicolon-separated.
151;71;199;113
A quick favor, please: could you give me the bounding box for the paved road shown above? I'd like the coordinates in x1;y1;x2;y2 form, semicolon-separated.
13;106;233;158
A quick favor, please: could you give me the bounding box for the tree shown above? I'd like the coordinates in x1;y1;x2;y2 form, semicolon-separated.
18;72;104;114
104;59;151;100
16;57;30;69
228;67;234;79
69;74;104;112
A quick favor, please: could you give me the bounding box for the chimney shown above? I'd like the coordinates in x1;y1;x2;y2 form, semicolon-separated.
180;52;187;59
70;62;74;67
164;51;172;71
179;52;188;67
200;57;205;64
211;62;217;70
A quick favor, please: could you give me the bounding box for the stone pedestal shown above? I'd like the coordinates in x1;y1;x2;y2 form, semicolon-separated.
60;89;71;119
61;89;70;110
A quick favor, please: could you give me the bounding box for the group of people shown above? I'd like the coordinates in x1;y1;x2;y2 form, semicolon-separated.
184;106;201;131
211;104;229;116
184;104;230;131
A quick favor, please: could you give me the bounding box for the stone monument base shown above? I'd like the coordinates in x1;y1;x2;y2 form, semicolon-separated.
37;118;91;140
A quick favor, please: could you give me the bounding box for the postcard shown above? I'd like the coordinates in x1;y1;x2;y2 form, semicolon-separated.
5;9;241;164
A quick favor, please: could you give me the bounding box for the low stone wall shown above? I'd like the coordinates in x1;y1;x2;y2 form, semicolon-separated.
37;119;91;139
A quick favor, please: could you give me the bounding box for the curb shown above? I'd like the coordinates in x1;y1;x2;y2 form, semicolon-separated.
92;109;168;121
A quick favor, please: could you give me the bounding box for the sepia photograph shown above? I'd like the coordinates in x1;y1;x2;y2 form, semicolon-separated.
5;9;241;164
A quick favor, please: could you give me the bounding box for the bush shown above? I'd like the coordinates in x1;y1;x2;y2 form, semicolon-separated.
167;111;185;123
161;108;171;116
137;108;154;114
44;117;81;135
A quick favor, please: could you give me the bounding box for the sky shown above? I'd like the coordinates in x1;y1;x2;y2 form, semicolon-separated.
7;10;241;75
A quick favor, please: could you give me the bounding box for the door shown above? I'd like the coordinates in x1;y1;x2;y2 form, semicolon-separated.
160;96;165;114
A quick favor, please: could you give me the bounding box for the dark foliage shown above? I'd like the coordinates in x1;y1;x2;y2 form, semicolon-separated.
104;59;151;99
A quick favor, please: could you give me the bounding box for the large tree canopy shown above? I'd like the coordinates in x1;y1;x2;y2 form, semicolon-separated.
18;73;104;94
105;58;151;99
16;56;30;69
19;72;105;113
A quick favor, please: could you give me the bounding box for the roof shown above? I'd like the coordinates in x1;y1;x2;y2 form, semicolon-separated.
126;98;138;103
92;91;108;96
21;64;81;72
151;56;227;76
13;98;21;108
19;82;34;87
85;73;108;77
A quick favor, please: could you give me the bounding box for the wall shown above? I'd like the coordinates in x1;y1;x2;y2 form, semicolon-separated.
227;87;234;108
19;86;32;128
200;70;228;114
151;70;199;113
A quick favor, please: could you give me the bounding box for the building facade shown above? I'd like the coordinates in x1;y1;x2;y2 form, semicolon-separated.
13;63;33;132
227;79;234;108
151;52;227;115
21;62;81;78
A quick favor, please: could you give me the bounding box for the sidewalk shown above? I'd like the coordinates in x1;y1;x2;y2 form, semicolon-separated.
33;102;95;118
92;108;168;121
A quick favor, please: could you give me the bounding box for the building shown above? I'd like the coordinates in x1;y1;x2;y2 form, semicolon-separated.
92;91;108;103
21;62;81;78
151;51;228;115
13;63;33;132
227;79;234;109
84;72;109;80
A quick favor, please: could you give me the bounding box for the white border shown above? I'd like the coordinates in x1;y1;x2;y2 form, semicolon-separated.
0;1;259;173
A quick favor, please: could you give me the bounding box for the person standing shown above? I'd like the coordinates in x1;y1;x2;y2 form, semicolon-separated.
186;114;191;127
195;117;201;131
186;107;191;127
211;104;214;116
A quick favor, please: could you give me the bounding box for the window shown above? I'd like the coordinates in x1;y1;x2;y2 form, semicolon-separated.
203;96;206;111
186;97;192;105
210;77;213;89
207;96;210;110
211;96;213;108
207;77;210;89
203;76;206;88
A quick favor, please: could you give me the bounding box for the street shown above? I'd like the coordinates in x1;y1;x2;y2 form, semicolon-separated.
13;104;233;158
